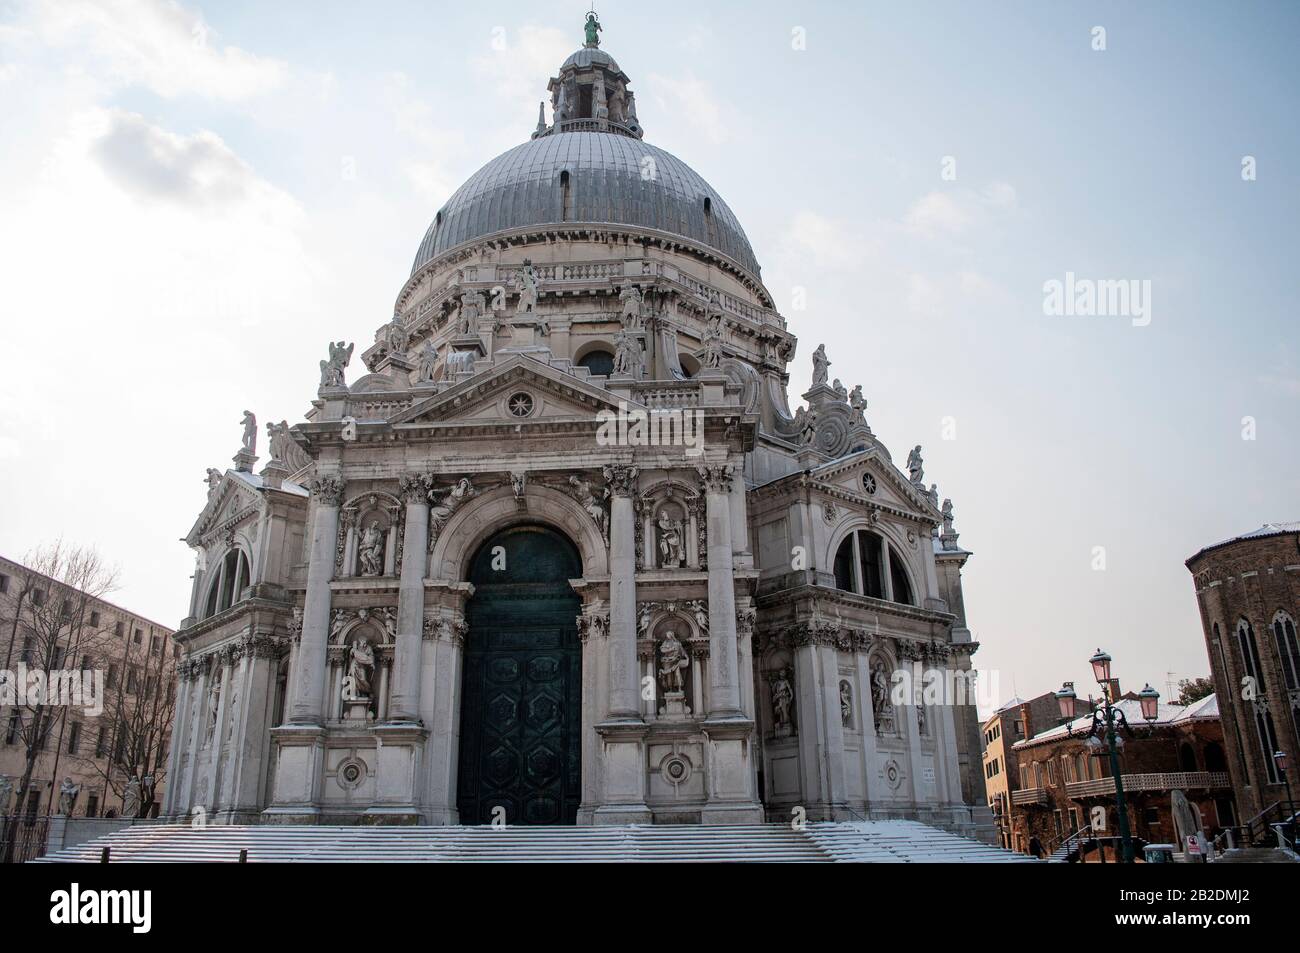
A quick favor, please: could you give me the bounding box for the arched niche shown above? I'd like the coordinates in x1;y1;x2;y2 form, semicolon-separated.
338;492;403;579
639;480;703;570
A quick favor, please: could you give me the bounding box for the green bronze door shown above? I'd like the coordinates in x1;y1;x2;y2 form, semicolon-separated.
458;526;582;825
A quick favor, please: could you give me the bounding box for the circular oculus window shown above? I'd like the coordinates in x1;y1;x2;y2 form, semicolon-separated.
508;392;535;417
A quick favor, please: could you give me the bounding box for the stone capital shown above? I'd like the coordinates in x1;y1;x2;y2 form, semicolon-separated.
309;475;346;506
398;472;433;505
602;465;639;499
696;464;733;495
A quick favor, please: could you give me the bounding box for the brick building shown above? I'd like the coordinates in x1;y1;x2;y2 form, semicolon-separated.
981;691;1088;850
1008;692;1230;858
0;554;178;821
1186;522;1300;826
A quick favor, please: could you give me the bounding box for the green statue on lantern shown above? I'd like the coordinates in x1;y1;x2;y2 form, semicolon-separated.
584;11;601;48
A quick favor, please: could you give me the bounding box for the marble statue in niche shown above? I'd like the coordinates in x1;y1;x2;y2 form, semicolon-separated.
656;505;684;568
358;520;385;576
343;636;375;701
657;629;688;694
871;658;895;733
206;677;222;744
840;680;853;727
770;669;794;735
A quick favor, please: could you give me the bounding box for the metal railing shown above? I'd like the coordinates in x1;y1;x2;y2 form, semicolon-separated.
0;815;50;864
1065;771;1230;798
1011;787;1049;806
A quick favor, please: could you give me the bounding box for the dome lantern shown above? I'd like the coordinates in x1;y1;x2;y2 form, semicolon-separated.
534;15;642;140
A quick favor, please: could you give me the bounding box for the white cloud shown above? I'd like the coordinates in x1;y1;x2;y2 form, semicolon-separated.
471;24;571;123
381;72;469;204
903;183;1017;238
16;0;286;100
91;109;269;207
647;72;728;145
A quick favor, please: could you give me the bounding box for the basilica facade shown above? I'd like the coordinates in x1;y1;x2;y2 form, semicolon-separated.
161;20;992;837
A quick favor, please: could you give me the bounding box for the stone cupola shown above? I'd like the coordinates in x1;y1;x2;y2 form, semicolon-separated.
534;13;642;140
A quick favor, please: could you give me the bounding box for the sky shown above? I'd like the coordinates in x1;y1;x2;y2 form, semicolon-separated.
0;0;1296;713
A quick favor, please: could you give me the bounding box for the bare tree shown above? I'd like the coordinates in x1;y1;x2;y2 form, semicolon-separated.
1;543;118;862
75;626;178;818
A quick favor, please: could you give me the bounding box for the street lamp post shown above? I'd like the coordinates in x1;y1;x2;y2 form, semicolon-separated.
1274;751;1296;843
1055;650;1160;864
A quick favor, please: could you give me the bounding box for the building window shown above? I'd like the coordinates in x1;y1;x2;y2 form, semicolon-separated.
577;349;615;377
5;713;19;744
106;665;118;691
1236;619;1265;688
0;573;8;593
95;726;108;758
1272;612;1300;691
115;621;124;638
90;610;100;627
204;549;251;618
86;794;99;818
67;721;81;754
832;530;916;605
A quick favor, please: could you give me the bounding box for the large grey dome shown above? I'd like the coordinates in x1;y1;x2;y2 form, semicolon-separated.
410;132;761;278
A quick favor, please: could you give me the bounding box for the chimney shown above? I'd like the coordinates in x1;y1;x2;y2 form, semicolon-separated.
1018;702;1032;742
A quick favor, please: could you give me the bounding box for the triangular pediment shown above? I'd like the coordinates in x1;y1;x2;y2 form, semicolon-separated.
392;354;636;429
813;448;940;519
186;472;264;546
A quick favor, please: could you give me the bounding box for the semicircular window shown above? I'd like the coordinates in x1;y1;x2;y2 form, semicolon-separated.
832;530;915;606
578;349;614;377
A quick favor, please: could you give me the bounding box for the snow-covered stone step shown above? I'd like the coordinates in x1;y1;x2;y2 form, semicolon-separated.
37;820;1035;864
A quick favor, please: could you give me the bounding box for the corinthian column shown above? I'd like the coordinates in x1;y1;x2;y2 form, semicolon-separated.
605;465;640;720
290;475;344;724
389;473;431;722
700;464;742;717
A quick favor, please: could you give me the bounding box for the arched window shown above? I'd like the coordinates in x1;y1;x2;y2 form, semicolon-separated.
832;529;915;605
1236;619;1265;688
1178;742;1198;772
577;349;614;377
1271;612;1300;691
1204;741;1227;772
560;170;572;222
203;548;251;619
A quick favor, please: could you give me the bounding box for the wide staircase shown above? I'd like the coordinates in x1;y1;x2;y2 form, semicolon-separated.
36;819;1036;864
1215;847;1300;864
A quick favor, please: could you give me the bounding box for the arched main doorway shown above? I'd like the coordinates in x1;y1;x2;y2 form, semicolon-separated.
457;525;582;825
